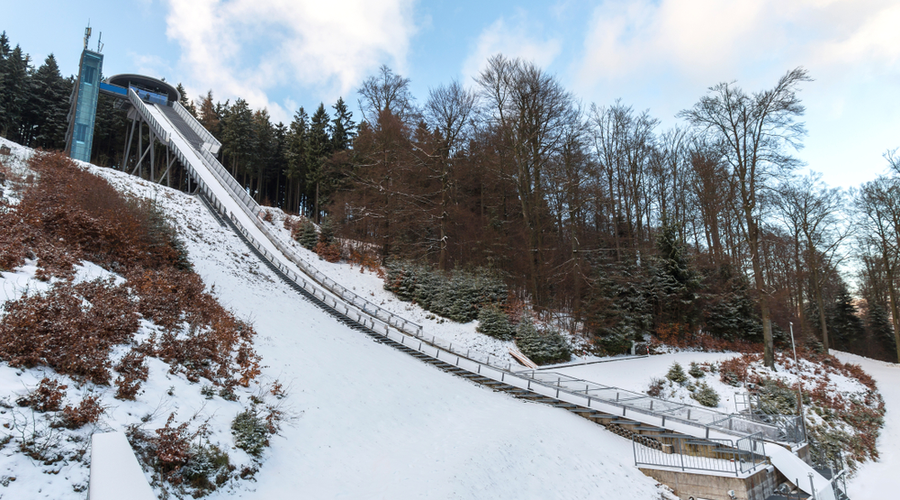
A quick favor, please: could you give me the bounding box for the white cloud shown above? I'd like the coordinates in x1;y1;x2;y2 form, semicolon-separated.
163;0;417;123
462;15;562;82
575;0;900;89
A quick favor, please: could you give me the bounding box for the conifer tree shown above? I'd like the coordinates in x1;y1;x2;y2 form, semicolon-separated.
27;54;70;149
285;107;309;214
331;97;355;151
1;45;30;140
308;103;332;222
198;90;220;138
176;83;196;116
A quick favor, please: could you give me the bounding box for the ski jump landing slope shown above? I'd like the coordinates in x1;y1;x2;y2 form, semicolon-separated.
126;89;834;498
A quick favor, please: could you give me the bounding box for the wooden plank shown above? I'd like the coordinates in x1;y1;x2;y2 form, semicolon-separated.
509;347;539;369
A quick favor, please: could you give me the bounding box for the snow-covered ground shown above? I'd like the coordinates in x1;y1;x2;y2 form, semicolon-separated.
0;141;670;499
834;351;900;499
2;138;897;499
97;164;668;499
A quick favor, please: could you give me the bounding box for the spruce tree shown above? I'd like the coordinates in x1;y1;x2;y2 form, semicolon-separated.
331;97;356;151
176;83;196;116
286;107;309;214
307;103;332;222
28;54;70;149
1;45;30;140
198;90;220;137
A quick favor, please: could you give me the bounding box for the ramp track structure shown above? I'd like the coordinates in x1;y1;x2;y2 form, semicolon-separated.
123;88;840;500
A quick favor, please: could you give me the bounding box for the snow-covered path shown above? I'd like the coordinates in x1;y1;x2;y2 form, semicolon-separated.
833;351;900;500
135;175;668;499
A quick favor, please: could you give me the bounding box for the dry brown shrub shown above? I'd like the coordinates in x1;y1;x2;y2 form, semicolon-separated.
17;377;67;412
16;151;184;273
315;241;341;263
114;350;149;400
0;279;139;384
155;413;191;478
60;395;105;428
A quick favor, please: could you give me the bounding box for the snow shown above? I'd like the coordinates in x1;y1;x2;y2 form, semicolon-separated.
0;138;669;499
3;133;897;499
88;432;155;500
834;351;900;500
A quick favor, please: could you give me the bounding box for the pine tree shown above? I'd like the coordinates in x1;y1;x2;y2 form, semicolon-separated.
27;54;70;149
176;83;196;116
828;287;864;350
0;32;11;129
307;103;332;222
198;90;220;137
285;107;309;214
1;45;31;140
221;98;255;180
331;97;356;151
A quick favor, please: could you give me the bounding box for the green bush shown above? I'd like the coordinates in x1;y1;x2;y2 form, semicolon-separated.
231;409;269;457
181;443;233;492
318;217;334;245
689;362;705;378
384;261;506;322
476;306;514;340
296;220;318;250
515;319;571;365
691;382;720;407
666;362;688;384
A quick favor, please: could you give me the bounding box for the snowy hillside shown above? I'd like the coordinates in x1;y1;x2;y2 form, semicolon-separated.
0;139;670;499
1;137;897;499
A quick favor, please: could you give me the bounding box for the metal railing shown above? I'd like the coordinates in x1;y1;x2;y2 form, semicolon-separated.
633;433;767;476
127;88;169;144
514;370;803;444
192;146;423;337
172;101;221;154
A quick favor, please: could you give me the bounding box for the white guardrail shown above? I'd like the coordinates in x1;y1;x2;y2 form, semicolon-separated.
136;96;802;447
127;89;169;144
172;101;221;155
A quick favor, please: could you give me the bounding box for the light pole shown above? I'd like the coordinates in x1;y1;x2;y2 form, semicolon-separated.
789;322;807;441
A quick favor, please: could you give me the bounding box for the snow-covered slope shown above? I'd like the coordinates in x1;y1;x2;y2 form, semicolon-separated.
834;351;900;499
89;160;669;498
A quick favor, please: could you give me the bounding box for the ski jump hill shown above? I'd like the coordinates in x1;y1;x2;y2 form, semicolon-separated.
111;82;840;500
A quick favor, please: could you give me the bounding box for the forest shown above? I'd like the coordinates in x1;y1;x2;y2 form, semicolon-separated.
2;30;899;365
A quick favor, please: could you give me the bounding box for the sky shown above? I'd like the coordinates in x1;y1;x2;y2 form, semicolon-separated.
5;0;900;190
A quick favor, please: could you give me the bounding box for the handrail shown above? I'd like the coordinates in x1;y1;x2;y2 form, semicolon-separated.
172;101;221;154
193;146;423;337
633;433;767;477
127;89;169;145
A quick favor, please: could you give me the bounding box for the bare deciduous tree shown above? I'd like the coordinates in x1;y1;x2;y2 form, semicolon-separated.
679;67;812;368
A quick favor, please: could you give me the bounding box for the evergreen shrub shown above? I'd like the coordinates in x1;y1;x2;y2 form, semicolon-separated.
689;361;705;378
231;409;269;457
297;220;318;250
515;319;571;365
476;306;514;340
666;362;688;384
383;261;506;322
691;382;720;407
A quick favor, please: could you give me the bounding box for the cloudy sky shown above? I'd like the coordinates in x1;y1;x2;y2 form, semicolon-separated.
6;0;900;189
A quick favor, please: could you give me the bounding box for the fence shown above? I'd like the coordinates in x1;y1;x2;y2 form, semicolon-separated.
633;433;767;476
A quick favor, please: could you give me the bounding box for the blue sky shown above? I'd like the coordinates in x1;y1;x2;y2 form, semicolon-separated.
6;0;900;189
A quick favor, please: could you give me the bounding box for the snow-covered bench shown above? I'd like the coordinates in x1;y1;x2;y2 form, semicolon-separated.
89;432;155;500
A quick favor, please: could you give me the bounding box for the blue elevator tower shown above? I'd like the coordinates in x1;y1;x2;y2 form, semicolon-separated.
65;27;103;162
